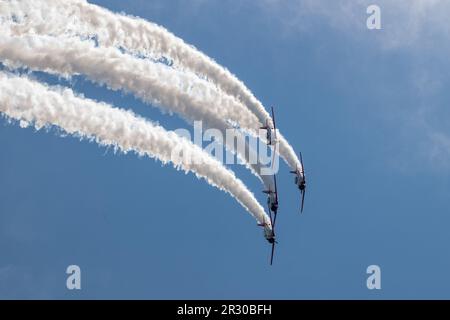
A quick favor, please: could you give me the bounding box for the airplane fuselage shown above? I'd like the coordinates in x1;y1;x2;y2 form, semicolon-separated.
267;194;278;213
261;119;276;146
266;127;272;145
263;226;275;244
295;174;306;191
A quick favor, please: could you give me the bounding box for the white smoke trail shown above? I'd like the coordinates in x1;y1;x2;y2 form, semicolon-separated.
0;32;274;186
0;0;303;173
0;71;272;228
0;33;258;132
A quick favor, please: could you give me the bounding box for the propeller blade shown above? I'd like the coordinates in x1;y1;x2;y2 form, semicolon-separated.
270;242;275;265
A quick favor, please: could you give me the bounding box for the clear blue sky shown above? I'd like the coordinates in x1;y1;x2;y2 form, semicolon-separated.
1;0;450;299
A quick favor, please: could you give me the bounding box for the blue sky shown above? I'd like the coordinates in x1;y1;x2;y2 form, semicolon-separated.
1;0;450;299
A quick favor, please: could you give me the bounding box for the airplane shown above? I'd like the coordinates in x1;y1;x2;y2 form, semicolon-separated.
260;107;278;146
258;221;277;265
263;174;279;227
290;152;306;213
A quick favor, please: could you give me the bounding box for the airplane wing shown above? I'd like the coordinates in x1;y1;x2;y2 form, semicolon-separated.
271;107;277;142
272;175;279;228
267;203;273;226
270;107;278;166
273;212;278;229
300;152;305;176
274;174;278;203
299;152;306;213
301;188;305;213
270;242;275;265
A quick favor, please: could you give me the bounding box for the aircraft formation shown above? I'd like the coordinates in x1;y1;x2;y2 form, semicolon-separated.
0;1;308;268
259;108;307;265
